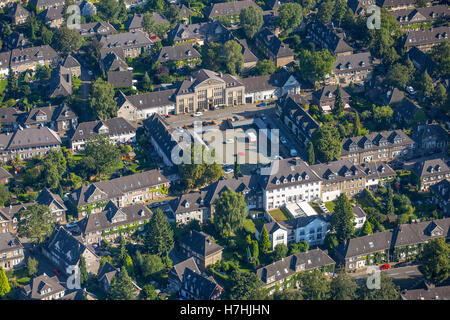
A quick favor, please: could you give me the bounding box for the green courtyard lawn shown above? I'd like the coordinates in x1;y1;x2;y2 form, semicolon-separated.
324;201;336;212
268;208;290;221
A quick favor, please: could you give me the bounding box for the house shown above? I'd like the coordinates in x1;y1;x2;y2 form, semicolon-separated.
62;55;81;77
0;203;33;234
101;51;129;74
340;130;414;165
170;191;209;224
9;3;29;25
307;21;353;56
4;32;30;50
155;44;201;69
117;89;177;121
180;268;223;300
32;0;64;11
335;230;394;269
177;230;223;270
22;103;78;140
377;0;418;11
100;31;154;59
0;107;24;132
0;51;11;78
125;13;168;34
42;226;101;276
392;218;450;261
0;232;24;270
260;157;322;210
22;273;66;300
412;157;450;191
69;169;170;218
80;201;152;244
78;0;97;17
353;206;367;230
0;167;12;184
255;215;330;248
237;39;258;73
170;21;233;46
107;70;134;88
48;65;73;98
310;160;367;202
411;124;449;157
394;98;423;127
36;188;67;224
312;85;351;113
401;282;450;300
97;262;119;293
278;95;320;142
404;27;450;52
78;21;116;38
168;257;200;292
0;126;62;162
408;46;437;77
255;28;295;67
38;5;64;28
207;0;259;21
174;69;245;114
256;249;335;292
390;5;450;27
70;117;136;152
329;52;376;86
359;161;396;187
430;179;450;216
10;45;58;74
348;0;377;16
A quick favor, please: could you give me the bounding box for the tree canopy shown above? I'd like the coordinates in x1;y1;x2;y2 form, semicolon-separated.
89;78;118;120
214;189;247;238
239;6;263;39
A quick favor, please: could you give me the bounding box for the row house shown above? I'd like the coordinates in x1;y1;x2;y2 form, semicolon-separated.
35;188;67;224
207;0;259;21
411;124;449;157
168;257;200;293
390;5;450;27
70;117;136;152
9;3;29;25
38;5;64;28
377;0;418;11
238;39;258;73
430;179;449;216
412;157;450;191
169;191;209;225
255;28;295;67
170;21;232;46
10;45;58;73
180;268;223;300
100;31;154;59
0;107;24;132
312;85;351;113
69;169;170;218
307;21;353;56
260;157;322;210
78;21;116;38
340;130;414;165
348;0;377;16
359;161;396;188
256;249;335;293
0;167;12;184
32;0;64;11
177;230;223;270
22;273;66;300
0;232;24;270
79;201;152;244
404;27;450;52
125;12;168;34
155;44;202;70
328;52;377;86
0;126;62;162
42;226;101;277
0;203;33;234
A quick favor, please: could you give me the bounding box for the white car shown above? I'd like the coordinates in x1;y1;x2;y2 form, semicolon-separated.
224;167;234;174
225;138;234;144
406;86;415;95
192;112;203;117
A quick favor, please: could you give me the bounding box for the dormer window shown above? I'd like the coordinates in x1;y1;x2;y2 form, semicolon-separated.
283;178;288;183
291;177;295;182
185;202;190;208
276;179;280;185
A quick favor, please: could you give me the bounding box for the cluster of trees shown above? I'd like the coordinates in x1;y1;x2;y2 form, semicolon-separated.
310;124;342;163
201;40;244;75
297;49;336;83
89;79;118;120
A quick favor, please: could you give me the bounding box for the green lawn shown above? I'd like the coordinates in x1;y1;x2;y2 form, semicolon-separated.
0;79;7;95
324;201;336;212
268;208;290;221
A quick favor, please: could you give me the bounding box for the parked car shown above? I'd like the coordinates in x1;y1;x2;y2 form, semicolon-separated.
406;86;415;95
223;167;234;174
192;112;203;117
380;264;391;270
280;136;287;144
257;102;267;107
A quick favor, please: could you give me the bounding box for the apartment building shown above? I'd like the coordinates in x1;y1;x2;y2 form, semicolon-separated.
22;273;66;300
177;230;223;270
404;27;450;52
255;28;295;67
9;45;58;73
412;157;450;191
0;232;24;270
100;31;154;59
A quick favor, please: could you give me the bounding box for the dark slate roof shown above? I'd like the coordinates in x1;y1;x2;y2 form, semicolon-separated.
241;75;278;93
23;103;77;126
0;107;24;124
429;179;450;202
100;31;153;54
408;46;437;76
308;21;353;55
394;218;450;248
4;32;30;49
341;130;414;154
208;0;260;18
179;4;193;17
313;85;350;105
413;157;450;178
256;249;335;284
0;203;33;221
395;98;422;122
142;113;178;161
237;39;258;64
181;268;221;300
338;230;394;258
0;232;23;254
279;95;319;137
348;0;376;15
401;283;450;300
62;55;81;69
311;159;367;182
404;27;450;49
412;124;449;145
102;51;129;72
171;257;200;282
260;157;321;191
9;3;30;19
390;5;450;24
23;273;65;300
358;161;396;179
32;0;64;9
0;167;12;181
97;261;118;285
0;126;61;150
204;175;261;205
176;69;243;96
352;206;367;219
36;188;67;211
333;52;374;75
122;89;176;110
38;5;63;23
80;201;151;234
156;44;201;63
178;230;223;258
10;45;58;69
171;191;208;215
125;13;168;31
107;70;133;88
171;21;232;43
49;65;72;98
70;170;169;207
70;117;136;142
256;27;294;59
78;21;116;37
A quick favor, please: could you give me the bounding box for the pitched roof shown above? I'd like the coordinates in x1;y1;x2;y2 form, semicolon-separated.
70;117;136;141
0;126;61;150
394;218;450;248
36;188;67;211
390;5;450;24
311;159;367;182
429;179;450;202
333;52;374;74
171;257;200;282
0;232;23;254
181;268;222;299
62;55;81;69
256;28;294;59
404;27;450;49
123;89;176;110
156;44;201;63
178;230;223;257
313;85;350;104
208;0;260;18
341;130;414;154
358;161;396;179
78;21;116;37
102;51;129;72
338;230;394;258
237;39;258;64
401;283;450;300
171;21;232;43
279;95;319;137
413;157;450;178
308;21;353;55
0;167;12;181
10;45;58;69
107;70;134;88
23;273;65;300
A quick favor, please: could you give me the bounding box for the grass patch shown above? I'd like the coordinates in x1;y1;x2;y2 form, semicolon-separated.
0;79;7;94
243;219;255;234
268;208;290;221
324;201;336;212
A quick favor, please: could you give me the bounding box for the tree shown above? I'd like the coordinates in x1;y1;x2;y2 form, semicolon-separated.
260;225;271;254
358;272;399;300
234;156;241;178
307;141;315;165
142;71;152;91
330;271;357;300
165;4;182;25
214;189;247;238
97;0;127;24
27;257;39;277
201;42;223;72
373;105;393;127
385;185;394;215
42;150;67;189
431;83;448;110
273;243;288;260
82;135;122;177
89;78;118;119
311;124;342;162
330;194;355;243
227;270;264;300
223;40;244;75
17;204;54;243
124;254;134;278
144;208;174;256
278;3;303;31
317;0;335;24
334;86;344;115
273;289;303;300
385;63;413;89
0;267;10;297
79;256;88;286
429;40;450;78
418;70;433;98
142;254;165;278
239;6;263;39
52;26;82;53
298;49;336;82
142;12;170;39
108;268;137;300
0;184;10;207
333;0;347;26
251;240;259;266
361;221;373;236
298;269;330;300
419;238;449;284
254;59;276;76
289;240;309;255
142;284;158;300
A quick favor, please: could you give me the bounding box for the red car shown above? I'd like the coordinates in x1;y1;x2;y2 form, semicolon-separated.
53;268;62;276
380;264;391;270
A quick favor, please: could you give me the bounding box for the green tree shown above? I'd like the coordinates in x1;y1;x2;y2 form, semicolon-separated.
214;189;247;238
317;0;335;24
142;254;165;278
142;12;170;38
79;256;88;286
17;204;54;243
234;156;241;178
201;42;223;72
385;185;394;215
429;40;450;78
431;83;447;110
142;71;152;91
273;243;288;260
42;150;67;189
418;70;433;98
311;124;342;162
251;240;259;265
142;284;158;300
278;3;303;31
334;86;344;115
333;0;347;26
82;135;122;177
239;6;263;39
298;269;330;300
0;184;10;207
124;254;134;277
89;78;118;119
27;257;39;277
254;59;276;76
144;208;174;256
373;105;393;127
288;240;309;255
165;4;182;25
353;111;362;136
108;268;137;300
385;63;413;89
330;270;357;300
0;267;10;297
223;40;244;75
97;0;127;24
330;194;355;243
52;26;82;53
361;221;373;236
227;270;264;300
298;49;336;82
419;238;449;284
358;272;399;300
274;289;303;300
260;225;271;254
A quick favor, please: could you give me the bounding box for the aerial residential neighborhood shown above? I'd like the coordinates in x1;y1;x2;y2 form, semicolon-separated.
0;0;448;305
